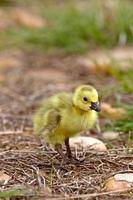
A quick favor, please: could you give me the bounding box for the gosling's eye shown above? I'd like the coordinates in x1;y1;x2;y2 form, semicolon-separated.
83;97;88;102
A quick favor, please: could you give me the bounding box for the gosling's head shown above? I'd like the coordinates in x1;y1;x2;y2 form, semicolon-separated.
73;85;100;112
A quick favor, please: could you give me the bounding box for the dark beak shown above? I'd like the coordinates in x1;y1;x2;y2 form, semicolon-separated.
90;102;101;112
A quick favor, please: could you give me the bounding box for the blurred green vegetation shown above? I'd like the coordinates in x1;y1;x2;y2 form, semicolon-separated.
0;0;133;53
104;104;133;133
0;187;27;198
110;67;133;93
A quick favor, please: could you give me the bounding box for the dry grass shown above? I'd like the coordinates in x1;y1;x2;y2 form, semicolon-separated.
0;131;133;199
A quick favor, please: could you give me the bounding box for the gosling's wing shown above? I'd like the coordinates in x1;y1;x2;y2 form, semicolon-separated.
34;92;72;134
33;94;60;133
34;108;61;137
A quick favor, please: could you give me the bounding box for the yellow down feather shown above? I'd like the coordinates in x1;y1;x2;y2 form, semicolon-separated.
33;85;100;147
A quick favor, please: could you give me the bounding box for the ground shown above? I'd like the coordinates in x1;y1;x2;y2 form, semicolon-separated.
0;47;133;200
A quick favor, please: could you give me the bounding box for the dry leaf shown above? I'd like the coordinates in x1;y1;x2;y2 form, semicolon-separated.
0;57;21;70
101;173;133;192
83;47;133;74
0;171;11;185
11;8;46;28
80;57;111;74
92;55;111;74
69;136;107;152
100;102;126;119
83;51;112;74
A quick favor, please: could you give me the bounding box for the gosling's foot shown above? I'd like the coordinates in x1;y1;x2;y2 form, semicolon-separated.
67;153;85;164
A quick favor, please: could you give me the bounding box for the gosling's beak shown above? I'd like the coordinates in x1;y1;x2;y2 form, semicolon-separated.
90;102;101;112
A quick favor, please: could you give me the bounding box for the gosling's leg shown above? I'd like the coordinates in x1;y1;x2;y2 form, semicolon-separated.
55;143;64;158
65;138;72;158
65;138;84;163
